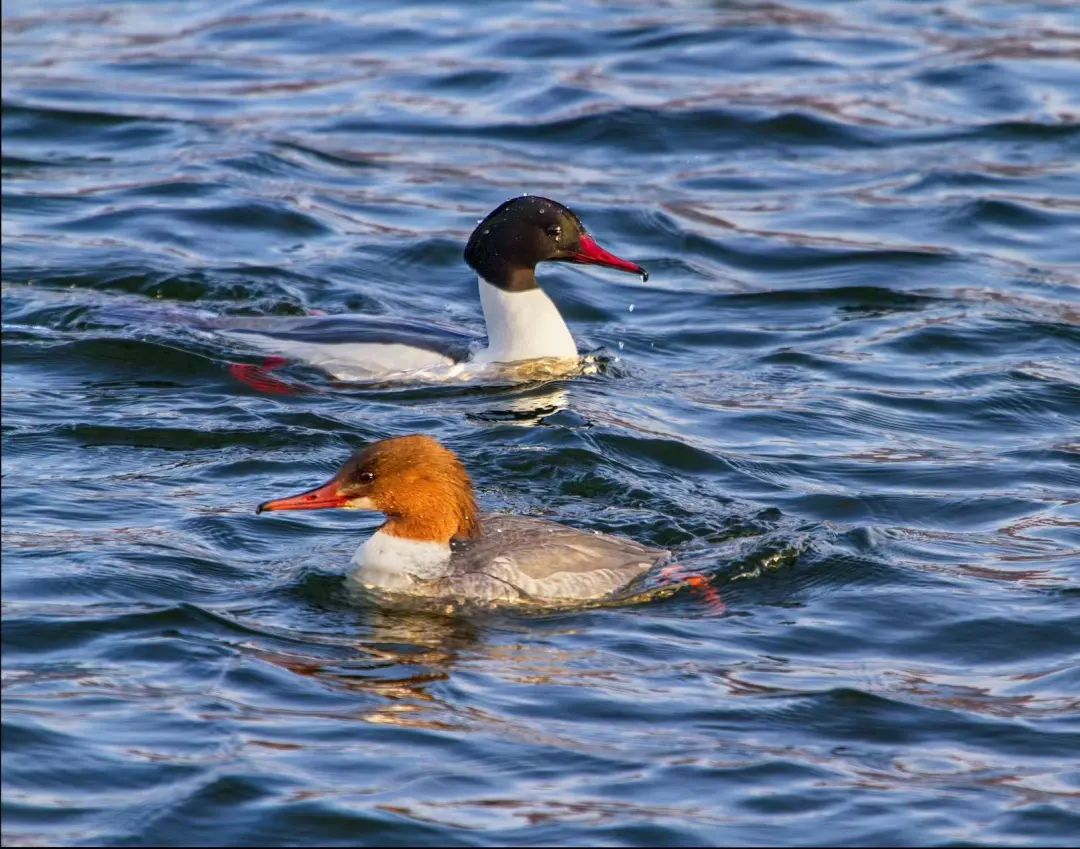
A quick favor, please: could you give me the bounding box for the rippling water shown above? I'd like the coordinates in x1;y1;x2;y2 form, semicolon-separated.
4;0;1079;845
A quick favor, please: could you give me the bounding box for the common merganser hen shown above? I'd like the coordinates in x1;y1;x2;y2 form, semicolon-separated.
225;196;648;383
256;434;669;606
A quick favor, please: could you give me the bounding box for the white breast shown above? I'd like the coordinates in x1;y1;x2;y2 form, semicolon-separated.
350;531;451;591
471;277;579;365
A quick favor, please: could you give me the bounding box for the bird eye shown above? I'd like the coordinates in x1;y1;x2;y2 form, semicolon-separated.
546;224;561;240
357;470;375;483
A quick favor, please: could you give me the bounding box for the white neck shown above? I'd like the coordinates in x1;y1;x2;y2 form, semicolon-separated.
471;276;578;365
350;529;451;591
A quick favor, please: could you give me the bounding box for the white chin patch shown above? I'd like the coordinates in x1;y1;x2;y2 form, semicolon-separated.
344;496;377;511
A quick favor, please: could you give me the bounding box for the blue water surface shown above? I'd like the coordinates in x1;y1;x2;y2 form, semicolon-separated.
3;0;1080;845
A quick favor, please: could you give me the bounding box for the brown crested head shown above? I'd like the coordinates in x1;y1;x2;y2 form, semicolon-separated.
257;434;480;545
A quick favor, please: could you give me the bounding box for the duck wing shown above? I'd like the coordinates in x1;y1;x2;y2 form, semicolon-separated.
217;313;476;362
445;513;668;603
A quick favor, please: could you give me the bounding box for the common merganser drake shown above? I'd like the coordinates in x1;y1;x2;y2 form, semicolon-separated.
225;196;648;383
256;434;670;606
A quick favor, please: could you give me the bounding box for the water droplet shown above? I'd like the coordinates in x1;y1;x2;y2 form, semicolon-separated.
618;341;625;350
639;270;649;283
628;303;635;312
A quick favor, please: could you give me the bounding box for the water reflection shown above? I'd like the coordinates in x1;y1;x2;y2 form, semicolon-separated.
467;381;570;426
250;608;479;729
